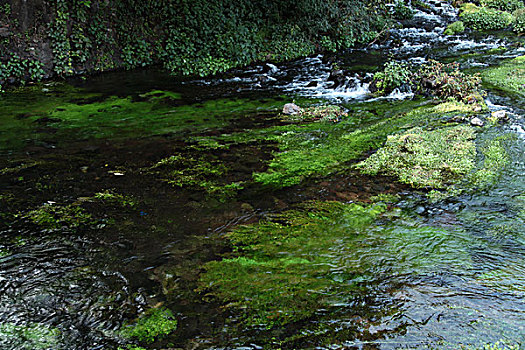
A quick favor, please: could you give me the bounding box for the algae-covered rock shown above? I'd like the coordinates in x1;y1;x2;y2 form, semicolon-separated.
356;125;477;189
120;308;177;344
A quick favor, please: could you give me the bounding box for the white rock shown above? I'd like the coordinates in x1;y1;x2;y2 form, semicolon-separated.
491;110;506;119
282;103;302;115
470;117;484;127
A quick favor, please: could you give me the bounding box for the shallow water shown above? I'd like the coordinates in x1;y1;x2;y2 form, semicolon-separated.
1;0;525;349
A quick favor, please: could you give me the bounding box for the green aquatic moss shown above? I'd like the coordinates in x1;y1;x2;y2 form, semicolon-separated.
470;137;509;186
0;323;60;350
282;105;348;122
198;201;473;330
23;204;93;229
482;55;525;96
149;153;244;199
94;190;137;208
356;125;477;189
0;84;286;151
444;21;465;35
120;308;177;344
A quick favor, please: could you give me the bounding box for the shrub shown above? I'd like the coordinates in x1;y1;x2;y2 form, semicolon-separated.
513;8;525;33
444;21;465;35
416;60;482;101
393;0;415;20
371;60;413;94
481;0;524;12
461;7;513;30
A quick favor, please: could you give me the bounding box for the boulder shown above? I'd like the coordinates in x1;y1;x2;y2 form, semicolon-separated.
282;103;302;115
470;117;484;127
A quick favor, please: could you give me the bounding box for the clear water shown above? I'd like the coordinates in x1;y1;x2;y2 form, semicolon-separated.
0;1;524;348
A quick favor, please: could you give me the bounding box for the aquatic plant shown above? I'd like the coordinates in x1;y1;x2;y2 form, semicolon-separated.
482;55;525;96
0;323;60;350
120;308;177;344
371;60;412;95
23;203;94;230
356;125;477;189
198;200;473;333
94;190;137;208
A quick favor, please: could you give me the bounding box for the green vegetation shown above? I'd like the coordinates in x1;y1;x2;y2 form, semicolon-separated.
283;105;348;122
253;100;481;188
512;8;525;33
120;308;177;344
149;153;244;199
198;200;473;332
393;0;415;20
356;125;477;189
460;6;513;31
0;86;286;151
22;203;93;230
372;60;483;102
444;21;465;35
470;137;509;186
482;55;525;96
1;0;390;87
371;60;412;95
0;323;60;350
94;190;137;208
480;0;524;13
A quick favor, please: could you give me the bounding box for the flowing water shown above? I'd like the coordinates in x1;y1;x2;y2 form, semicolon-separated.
1;1;524;349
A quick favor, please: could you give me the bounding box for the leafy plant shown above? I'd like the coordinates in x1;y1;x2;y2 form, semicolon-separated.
512;8;525;33
461;7;513;31
371;60;413;95
480;0;523;12
393;0;415;20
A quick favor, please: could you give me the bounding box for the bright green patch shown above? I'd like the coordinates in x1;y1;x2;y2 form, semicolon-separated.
470;137;509;186
444;21;465;35
22;204;93;229
0;323;60;350
356;125;477;189
199;201;473;331
482;55;525;96
120;308;177;344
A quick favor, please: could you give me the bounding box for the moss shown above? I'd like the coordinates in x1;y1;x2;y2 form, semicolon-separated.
120;308;177;344
460;6;513;31
444;21;465;35
0;85;286;151
198;201;473;331
282;105;348;122
149;153;244;199
482;55;525;96
94;190;137;208
0;323;60;350
470;136;509;186
22;203;94;230
356;125;477;189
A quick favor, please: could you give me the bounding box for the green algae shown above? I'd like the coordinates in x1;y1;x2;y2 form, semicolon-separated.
0;84;287;151
22;203;94;230
0;323;60;350
149;153;244;199
482;55;525;96
356;125;477;189
120;308;177;344
252;100;480;188
470;136;509;186
198;200;473;332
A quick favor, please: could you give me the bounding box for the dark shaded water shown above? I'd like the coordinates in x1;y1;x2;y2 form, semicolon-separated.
1;0;525;349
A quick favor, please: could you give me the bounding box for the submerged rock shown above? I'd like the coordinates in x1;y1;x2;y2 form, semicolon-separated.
491;110;507;120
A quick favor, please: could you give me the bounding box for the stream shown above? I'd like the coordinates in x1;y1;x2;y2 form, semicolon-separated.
1;0;524;349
